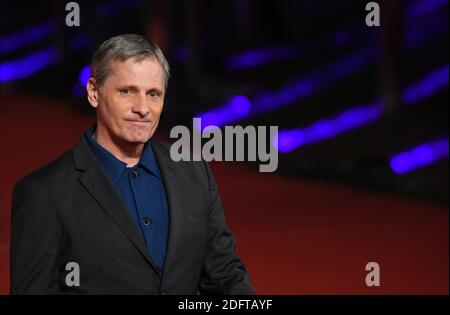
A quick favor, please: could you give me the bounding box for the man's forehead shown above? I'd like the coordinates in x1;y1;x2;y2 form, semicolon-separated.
108;57;164;85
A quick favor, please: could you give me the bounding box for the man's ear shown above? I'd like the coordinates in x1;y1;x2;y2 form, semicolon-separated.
86;78;100;108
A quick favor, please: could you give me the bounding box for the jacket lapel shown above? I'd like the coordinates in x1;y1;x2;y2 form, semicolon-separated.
72;136;161;278
150;140;183;284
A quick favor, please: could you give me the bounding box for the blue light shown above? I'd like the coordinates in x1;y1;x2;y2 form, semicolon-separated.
402;65;449;105
199;49;372;127
79;65;91;86
0;46;58;83
0;20;55;54
276;102;382;152
72;64;91;97
274;129;304;153
230;95;252;115
275;64;449;153
390;138;449;174
225;45;300;70
199;95;253;127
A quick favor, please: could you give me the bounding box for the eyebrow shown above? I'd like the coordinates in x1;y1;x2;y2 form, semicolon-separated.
118;85;163;93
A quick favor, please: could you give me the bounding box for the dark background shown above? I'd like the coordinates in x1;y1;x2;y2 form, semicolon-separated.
0;0;448;294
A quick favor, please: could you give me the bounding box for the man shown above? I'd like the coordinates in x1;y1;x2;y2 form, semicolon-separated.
10;34;254;295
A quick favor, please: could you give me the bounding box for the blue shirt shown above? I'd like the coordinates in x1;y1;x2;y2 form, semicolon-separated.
85;126;169;272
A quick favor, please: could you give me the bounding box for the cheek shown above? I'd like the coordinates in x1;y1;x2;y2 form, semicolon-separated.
99;98;126;127
107;97;126;117
149;101;164;119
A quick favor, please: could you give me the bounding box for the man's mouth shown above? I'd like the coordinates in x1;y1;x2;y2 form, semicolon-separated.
125;119;151;126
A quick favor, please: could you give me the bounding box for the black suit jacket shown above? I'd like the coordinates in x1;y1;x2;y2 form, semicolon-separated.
10;135;254;294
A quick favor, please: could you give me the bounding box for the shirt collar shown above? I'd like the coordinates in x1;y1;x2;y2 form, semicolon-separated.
85;125;162;184
139;140;163;180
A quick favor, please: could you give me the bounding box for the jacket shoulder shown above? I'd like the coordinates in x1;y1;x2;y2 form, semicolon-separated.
14;149;74;189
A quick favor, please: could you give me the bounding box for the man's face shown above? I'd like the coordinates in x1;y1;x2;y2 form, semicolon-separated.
87;57;165;144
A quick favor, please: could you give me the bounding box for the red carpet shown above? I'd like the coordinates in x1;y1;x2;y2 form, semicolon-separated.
0;94;448;294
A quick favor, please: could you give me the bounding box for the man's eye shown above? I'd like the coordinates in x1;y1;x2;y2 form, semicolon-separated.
148;91;160;98
120;89;132;94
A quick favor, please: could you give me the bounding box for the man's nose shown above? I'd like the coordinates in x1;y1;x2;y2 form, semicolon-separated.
132;95;150;117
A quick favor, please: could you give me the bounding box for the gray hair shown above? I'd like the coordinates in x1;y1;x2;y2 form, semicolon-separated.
90;34;170;88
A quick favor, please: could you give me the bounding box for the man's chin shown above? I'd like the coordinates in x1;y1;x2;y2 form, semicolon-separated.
119;130;153;145
126;138;149;145
114;133;147;145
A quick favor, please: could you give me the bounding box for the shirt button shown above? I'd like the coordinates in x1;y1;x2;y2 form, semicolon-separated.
131;170;139;178
142;217;152;226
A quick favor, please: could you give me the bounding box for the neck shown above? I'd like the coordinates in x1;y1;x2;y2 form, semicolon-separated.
93;124;144;167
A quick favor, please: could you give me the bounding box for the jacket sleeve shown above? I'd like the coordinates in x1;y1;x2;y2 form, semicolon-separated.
10;178;62;294
198;161;255;295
